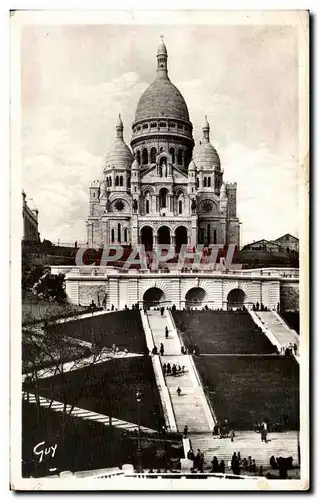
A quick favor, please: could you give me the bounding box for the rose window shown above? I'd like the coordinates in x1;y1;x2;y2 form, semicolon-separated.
114;200;125;212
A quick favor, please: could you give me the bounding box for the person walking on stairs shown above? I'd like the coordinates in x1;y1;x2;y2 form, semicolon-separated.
160;343;164;356
230;429;235;442
162;363;167;376
165;326;169;339
172;364;177;376
160;306;164;317
166;362;171;375
177;386;182;397
183;425;188;437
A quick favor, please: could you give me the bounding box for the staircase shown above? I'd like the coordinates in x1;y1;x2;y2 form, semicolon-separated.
189;431;299;468
251;311;299;362
146;310;214;433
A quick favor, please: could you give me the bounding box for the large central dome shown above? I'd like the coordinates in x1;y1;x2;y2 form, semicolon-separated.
134;39;190;122
135;78;190;122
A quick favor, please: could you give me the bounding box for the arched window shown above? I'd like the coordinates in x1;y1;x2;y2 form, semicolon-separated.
124;228;128;243
136;150;141;165
111;229;115;243
214;229;217;244
196;178;199;189
146;200;150;214
115;176;119;186
109;177;112;186
177;149;183;166
117;223;121;243
169;147;175;164
179;200;183;214
207;224;211;245
119;176;123;186
159;188;168;209
208;177;211;187
204;177;207;187
142;148;148;165
127;176;131;188
150;147;157;163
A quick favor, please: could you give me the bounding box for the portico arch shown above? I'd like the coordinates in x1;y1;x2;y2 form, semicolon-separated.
185;287;206;309
227;288;246;310
143;287;166;309
158;226;170;245
175;226;188;248
141;225;153;250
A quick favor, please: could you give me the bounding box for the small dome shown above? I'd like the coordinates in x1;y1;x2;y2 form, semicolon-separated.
193;142;221;171
157;40;167;56
104;140;133;171
131;158;139;170
104;116;134;171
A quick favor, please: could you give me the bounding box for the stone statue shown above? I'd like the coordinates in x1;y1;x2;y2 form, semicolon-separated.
133;198;138;212
191;198;197;213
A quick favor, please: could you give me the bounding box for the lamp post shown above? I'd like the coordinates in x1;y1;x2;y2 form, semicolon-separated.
136;387;142;472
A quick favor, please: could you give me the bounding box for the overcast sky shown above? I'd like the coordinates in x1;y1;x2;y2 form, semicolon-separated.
21;21;300;246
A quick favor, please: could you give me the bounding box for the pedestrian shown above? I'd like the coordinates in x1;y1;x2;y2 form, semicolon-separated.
162;363;167;375
259;465;263;476
293;343;298;355
219;459;225;474
181;346;185;354
160;307;164;316
160;343;164;356
165;326;169;339
187;447;195;461
230;429;235;442
181;365;185;374
211;456;219;473
177;363;181;373
172;364;177;376
183;425;188;437
252;459;256;473
167;362;171;375
177;386;182;397
152;345;157;355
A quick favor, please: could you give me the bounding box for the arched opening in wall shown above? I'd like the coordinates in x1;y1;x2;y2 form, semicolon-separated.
115;176;119;186
204;177;207;187
178;200;183;214
169;147;175;164
145;199;150;214
185;287;206;309
111;229;115;243
157;226;170;245
207;224;211;245
124;228;128;243
136;151;141;165
175;226;188;249
142;148;148;165
109;176;112;186
208;177;211;187
150;147;157;163
214;229;217;244
159;188;168;209
227;288;246;310
117;223;121;243
143;287;166;309
177;149;183;166
97;291;107;309
127;176;131;189
141;225;153;251
120;176;123;186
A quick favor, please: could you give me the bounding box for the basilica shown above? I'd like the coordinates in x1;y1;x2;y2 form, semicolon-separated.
86;39;240;249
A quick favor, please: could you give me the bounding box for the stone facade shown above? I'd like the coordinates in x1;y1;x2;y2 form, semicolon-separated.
22;190;40;242
86;40;240;249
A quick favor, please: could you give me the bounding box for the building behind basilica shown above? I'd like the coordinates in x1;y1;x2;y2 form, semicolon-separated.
86;39;240;249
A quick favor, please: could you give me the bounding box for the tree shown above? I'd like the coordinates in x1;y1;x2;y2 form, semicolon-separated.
22;319;105;447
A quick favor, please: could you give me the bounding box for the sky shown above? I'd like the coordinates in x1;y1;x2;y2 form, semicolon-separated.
21;21;301;246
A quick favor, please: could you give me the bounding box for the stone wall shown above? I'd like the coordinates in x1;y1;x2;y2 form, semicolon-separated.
78;282;106;307
280;282;299;311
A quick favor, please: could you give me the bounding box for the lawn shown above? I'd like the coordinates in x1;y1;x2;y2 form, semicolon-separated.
195;355;299;430
47;310;148;354
22;401;183;477
280;311;300;334
24;356;165;431
173;311;277;354
22;292;87;325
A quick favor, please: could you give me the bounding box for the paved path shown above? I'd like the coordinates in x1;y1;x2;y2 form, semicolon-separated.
146;311;214;433
22;350;141;382
189;430;299;468
22;392;156;433
251;311;299;362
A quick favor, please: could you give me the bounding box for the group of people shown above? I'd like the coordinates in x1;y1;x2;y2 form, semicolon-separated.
212;419;235;440
280;343;298;357
230;453;261;476
252;302;269;312
151;343;165;356
162;362;185;376
187;448;205;473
